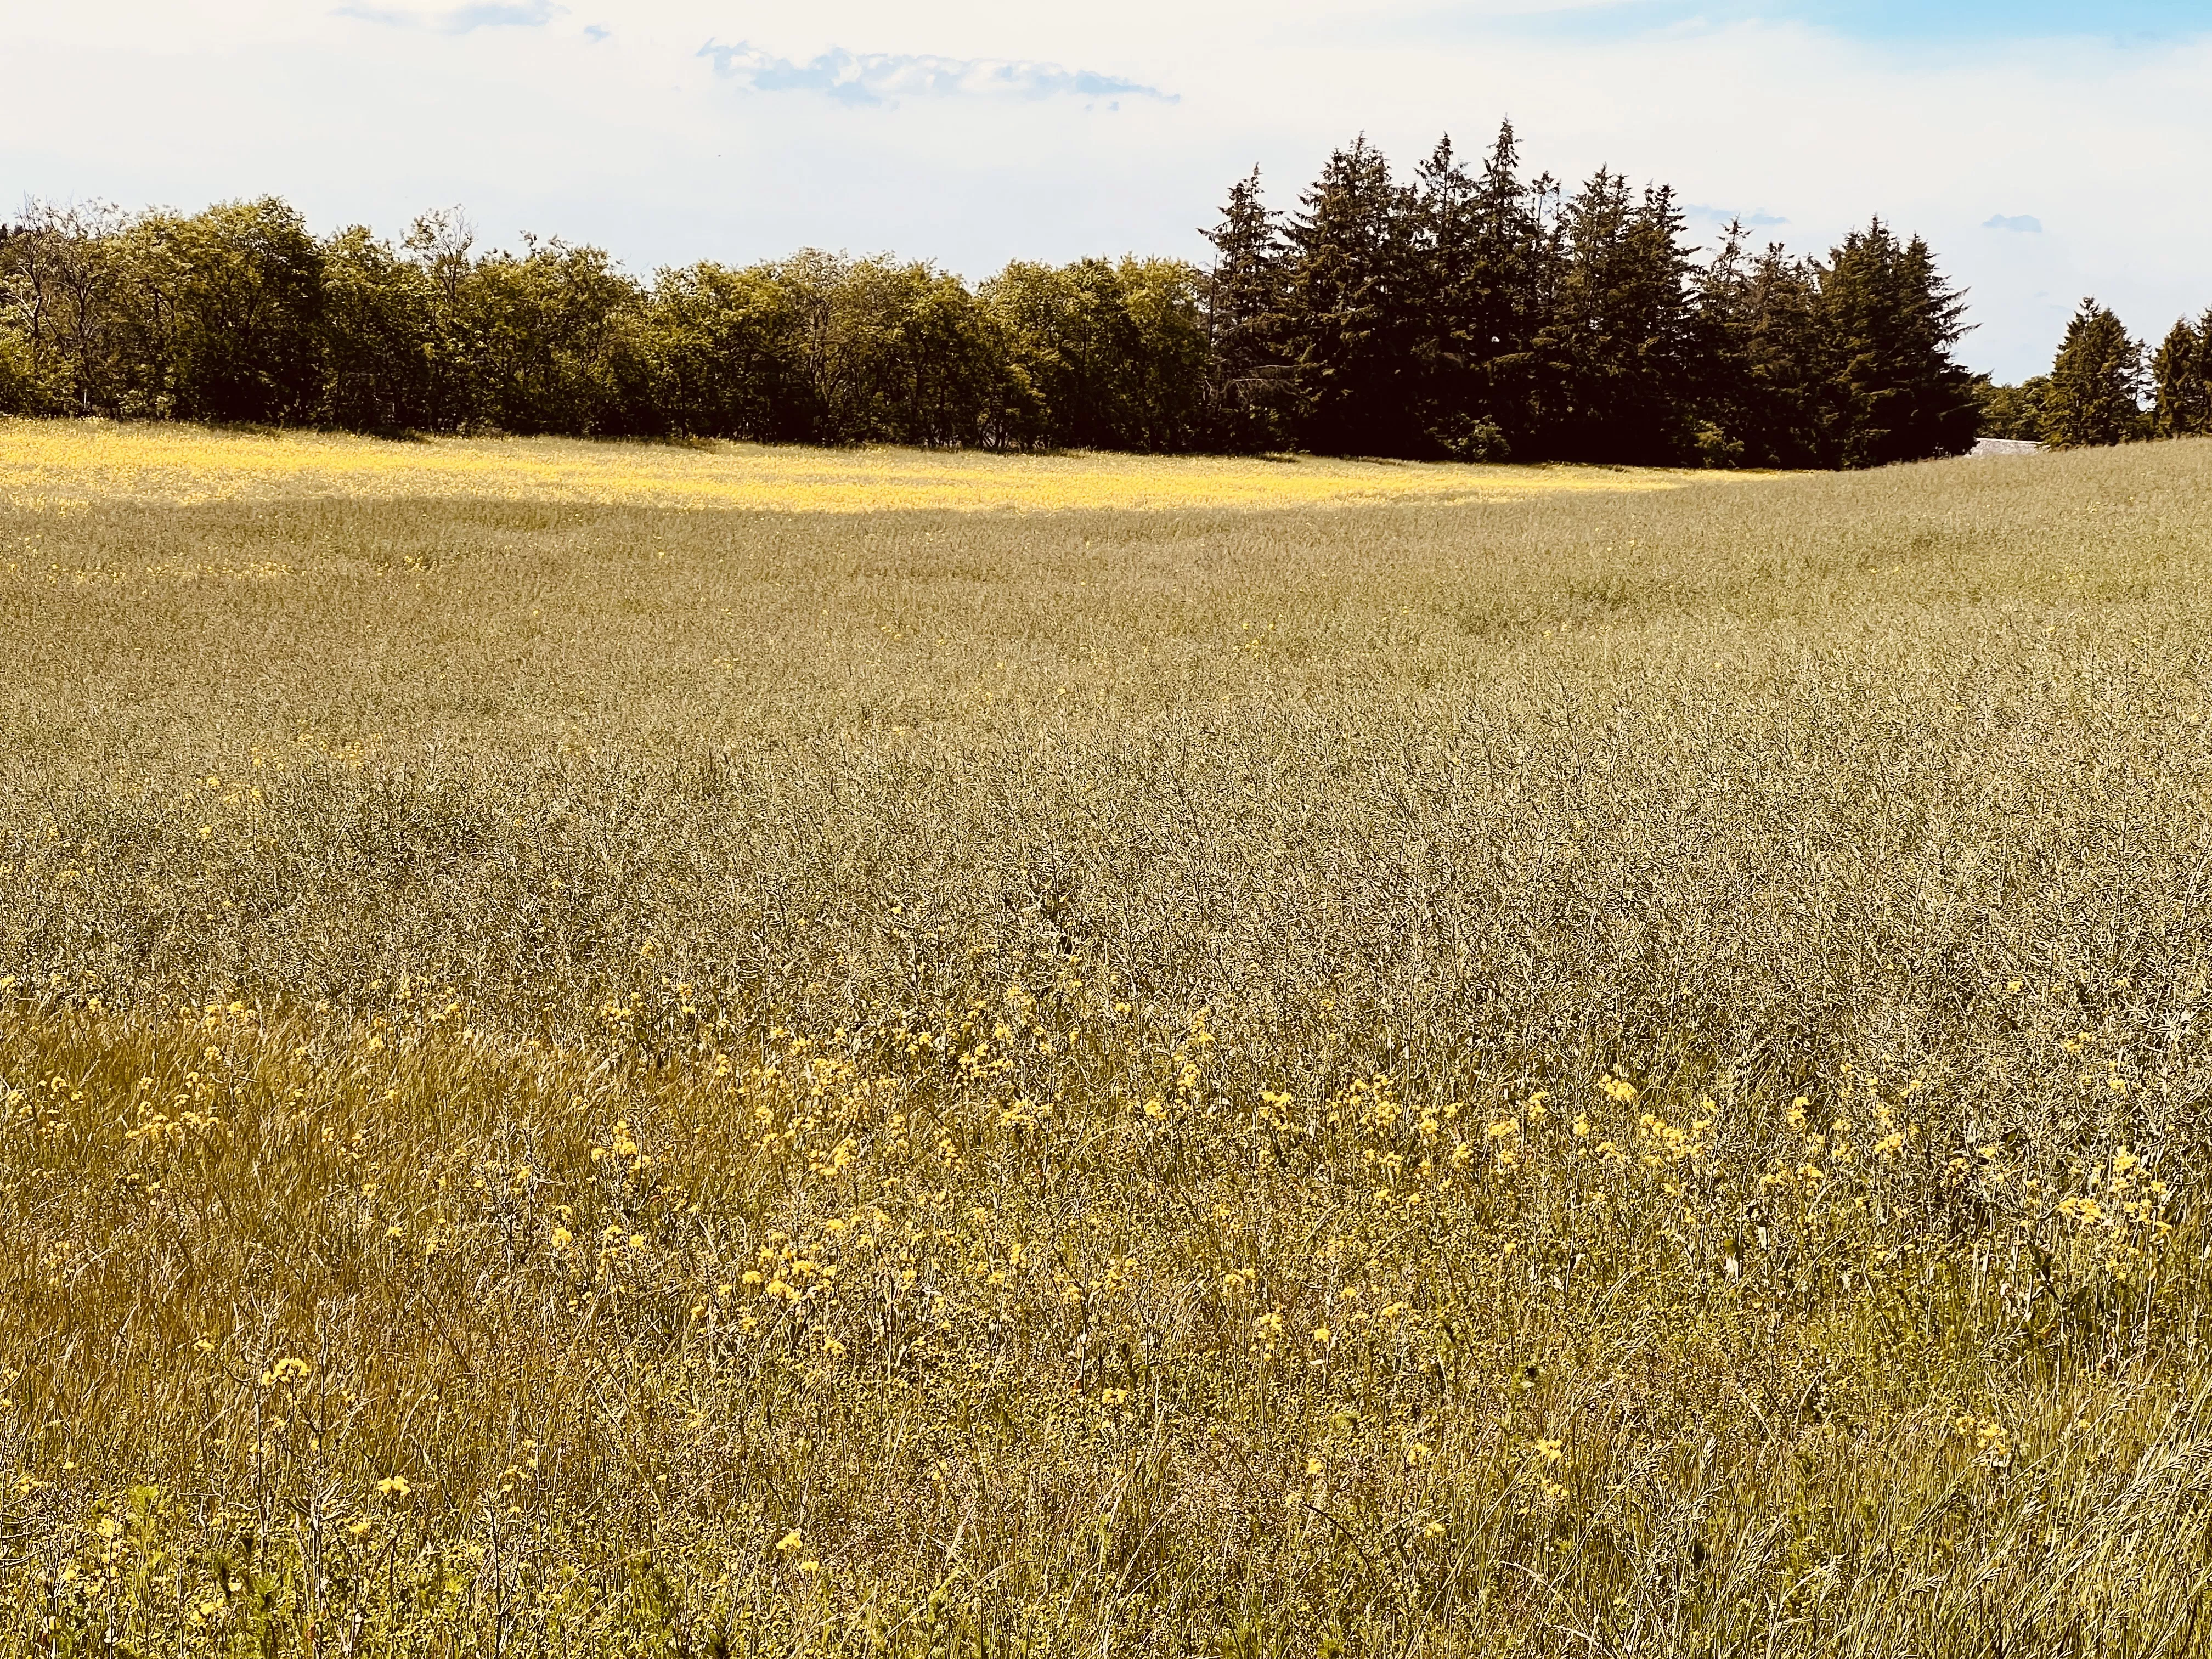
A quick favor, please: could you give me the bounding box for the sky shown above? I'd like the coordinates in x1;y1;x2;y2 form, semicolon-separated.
5;1;2209;381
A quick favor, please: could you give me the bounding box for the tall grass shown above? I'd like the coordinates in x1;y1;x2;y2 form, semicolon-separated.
4;435;2212;1654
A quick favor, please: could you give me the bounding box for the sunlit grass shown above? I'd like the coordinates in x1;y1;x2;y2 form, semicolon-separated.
0;417;1720;515
3;431;2211;1655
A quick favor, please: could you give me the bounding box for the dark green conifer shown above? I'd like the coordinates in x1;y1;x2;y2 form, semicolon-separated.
1813;221;1980;467
1200;168;1290;449
1278;137;1420;455
2149;312;2211;438
1536;170;1698;464
2041;299;2145;448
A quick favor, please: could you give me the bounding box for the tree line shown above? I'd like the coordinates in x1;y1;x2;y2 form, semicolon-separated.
1979;297;2212;449
1;126;1993;467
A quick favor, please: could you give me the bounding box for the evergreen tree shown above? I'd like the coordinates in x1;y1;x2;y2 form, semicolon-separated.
1975;376;2050;442
1813;221;1980;467
2149;312;2211;439
1536;171;1697;464
2041;298;2144;448
1200;168;1290;450
1407;134;1480;455
1466;125;1555;459
1278;137;1420;455
1695;228;1823;468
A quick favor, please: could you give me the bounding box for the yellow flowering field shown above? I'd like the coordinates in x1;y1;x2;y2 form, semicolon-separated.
0;418;1708;516
3;430;2211;1655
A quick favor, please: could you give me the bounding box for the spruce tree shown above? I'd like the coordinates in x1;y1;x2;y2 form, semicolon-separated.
2149;312;2211;439
1475;127;1558;459
1201;168;1289;450
1278;137;1420;455
1537;170;1697;464
1813;221;1979;467
1695;226;1822;468
1408;134;1482;455
2041;299;2144;448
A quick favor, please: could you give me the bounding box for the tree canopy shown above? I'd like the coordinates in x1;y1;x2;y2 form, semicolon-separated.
0;136;2021;469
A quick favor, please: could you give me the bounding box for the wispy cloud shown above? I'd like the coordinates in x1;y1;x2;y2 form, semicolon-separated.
337;0;563;34
1683;203;1788;229
697;41;1176;108
1983;213;2044;232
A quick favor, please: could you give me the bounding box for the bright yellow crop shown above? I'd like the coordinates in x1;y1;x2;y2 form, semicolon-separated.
0;417;1720;514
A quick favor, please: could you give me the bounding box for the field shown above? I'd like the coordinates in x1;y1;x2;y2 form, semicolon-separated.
3;421;2211;1656
0;421;1706;516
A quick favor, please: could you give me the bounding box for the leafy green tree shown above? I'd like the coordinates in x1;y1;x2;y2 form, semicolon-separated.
986;258;1133;449
1111;258;1211;452
769;253;1012;447
645;262;804;439
1974;376;2049;442
878;265;1009;447
0;273;27;413
402;209;487;430
2040;298;2144;449
110;198;329;423
984;256;1206;452
454;235;652;435
2149;312;2211;439
1;204;132;415
319;227;435;431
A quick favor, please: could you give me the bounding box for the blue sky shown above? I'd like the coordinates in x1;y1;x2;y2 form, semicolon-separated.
4;1;2210;381
1492;0;2208;42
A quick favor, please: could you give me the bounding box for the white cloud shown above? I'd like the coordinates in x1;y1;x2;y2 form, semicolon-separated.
1684;205;1788;229
336;0;565;32
695;41;1175;106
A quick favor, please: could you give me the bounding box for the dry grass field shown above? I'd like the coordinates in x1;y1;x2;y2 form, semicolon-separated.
3;424;2211;1656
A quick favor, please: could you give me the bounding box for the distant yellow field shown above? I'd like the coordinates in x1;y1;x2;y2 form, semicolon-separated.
0;417;1718;513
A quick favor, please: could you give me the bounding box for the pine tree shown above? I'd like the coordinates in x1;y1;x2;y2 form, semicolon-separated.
1813;221;1980;467
1408;134;1481;455
2149;312;2211;439
1401;123;1543;459
1278;137;1420;455
1201;168;1290;450
1472;127;1558;460
1536;170;1697;464
1695;226;1823;468
2041;298;2144;448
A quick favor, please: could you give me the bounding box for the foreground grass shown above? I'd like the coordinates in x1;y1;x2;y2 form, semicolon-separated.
3;433;2212;1654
